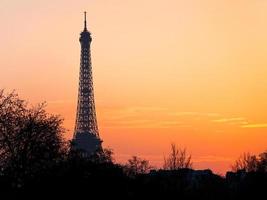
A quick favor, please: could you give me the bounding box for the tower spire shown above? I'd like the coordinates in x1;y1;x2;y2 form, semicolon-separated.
84;11;87;31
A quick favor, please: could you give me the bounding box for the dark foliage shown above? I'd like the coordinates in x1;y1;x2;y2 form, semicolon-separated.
0;90;266;199
226;170;267;199
124;156;153;177
0;90;67;188
232;151;267;172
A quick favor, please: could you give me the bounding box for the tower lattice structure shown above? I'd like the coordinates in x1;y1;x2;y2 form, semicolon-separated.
72;12;102;154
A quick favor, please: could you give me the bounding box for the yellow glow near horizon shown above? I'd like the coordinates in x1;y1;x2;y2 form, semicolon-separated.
1;0;267;174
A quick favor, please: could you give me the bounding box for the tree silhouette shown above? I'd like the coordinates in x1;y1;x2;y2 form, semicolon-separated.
231;151;267;172
89;147;115;163
231;152;258;172
258;151;267;172
0;90;266;199
0;90;67;186
125;156;153;177
163;143;192;170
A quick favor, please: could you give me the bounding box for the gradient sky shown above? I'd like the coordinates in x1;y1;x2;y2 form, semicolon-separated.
1;0;267;174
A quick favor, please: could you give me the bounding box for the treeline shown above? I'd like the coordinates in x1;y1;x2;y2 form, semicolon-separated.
0;90;266;199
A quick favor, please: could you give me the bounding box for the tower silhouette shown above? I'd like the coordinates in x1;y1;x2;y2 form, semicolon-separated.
72;12;102;155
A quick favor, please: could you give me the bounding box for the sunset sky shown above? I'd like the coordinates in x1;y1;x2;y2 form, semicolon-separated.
1;0;267;174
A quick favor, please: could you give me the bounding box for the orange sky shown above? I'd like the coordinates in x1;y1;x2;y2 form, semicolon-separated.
1;0;267;174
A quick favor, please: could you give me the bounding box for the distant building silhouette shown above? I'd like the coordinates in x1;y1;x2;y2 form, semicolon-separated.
72;12;102;155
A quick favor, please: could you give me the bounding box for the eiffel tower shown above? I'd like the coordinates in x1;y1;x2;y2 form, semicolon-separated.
72;12;102;155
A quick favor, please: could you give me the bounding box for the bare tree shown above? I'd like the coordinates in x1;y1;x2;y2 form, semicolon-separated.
231;152;258;172
163;143;192;170
125;156;153;176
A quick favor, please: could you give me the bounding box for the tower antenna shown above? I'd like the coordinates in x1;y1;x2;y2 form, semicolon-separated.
84;11;87;30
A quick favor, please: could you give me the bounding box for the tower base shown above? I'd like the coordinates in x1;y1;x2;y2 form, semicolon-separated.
72;132;102;156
